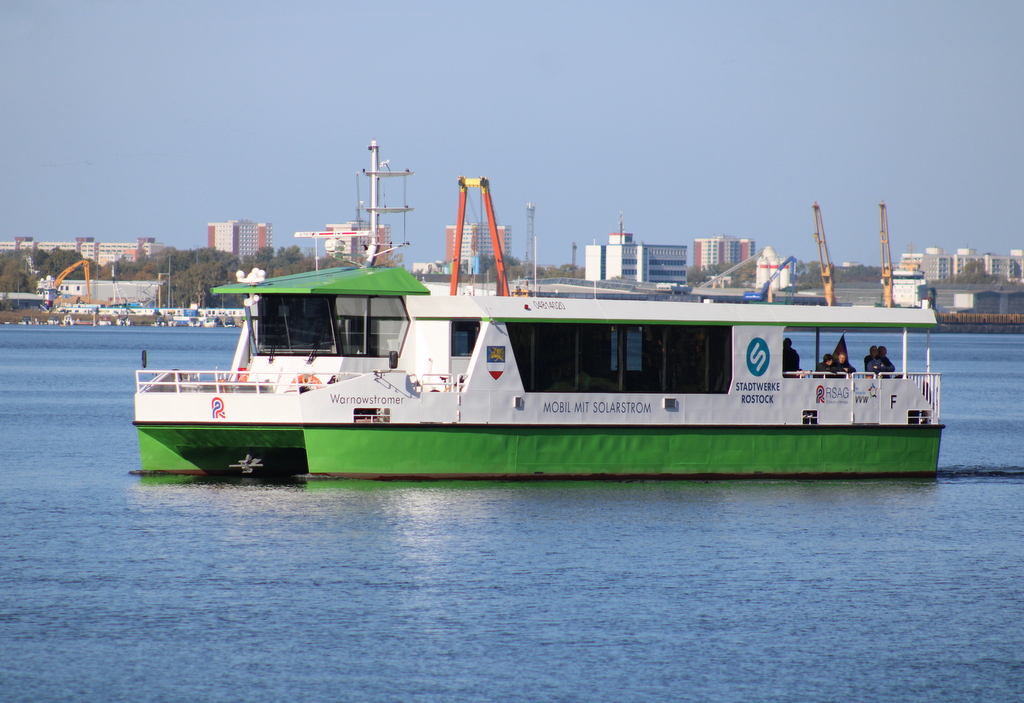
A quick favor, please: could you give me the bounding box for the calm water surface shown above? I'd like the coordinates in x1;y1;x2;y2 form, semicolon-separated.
1;327;1022;702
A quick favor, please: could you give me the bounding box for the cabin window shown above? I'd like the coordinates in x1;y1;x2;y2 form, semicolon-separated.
506;322;732;394
334;295;409;357
451;320;481;357
256;295;336;356
534;323;577;392
664;326;732;393
335;297;367;355
370;297;408;355
579;324;620;391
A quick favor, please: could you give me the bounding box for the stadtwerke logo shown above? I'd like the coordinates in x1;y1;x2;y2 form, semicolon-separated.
746;337;770;377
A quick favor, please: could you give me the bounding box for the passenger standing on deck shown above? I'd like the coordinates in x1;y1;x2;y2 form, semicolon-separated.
867;345;896;374
816;353;837;374
782;337;800;373
864;345;878;370
835;351;856;375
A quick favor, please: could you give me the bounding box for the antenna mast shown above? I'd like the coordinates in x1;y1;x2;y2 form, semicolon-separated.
526;203;535;264
362;140;414;267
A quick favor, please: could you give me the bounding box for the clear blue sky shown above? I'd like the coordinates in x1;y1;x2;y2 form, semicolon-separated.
2;1;1022;268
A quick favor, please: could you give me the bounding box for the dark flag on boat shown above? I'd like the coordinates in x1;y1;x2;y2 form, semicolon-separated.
832;334;848;360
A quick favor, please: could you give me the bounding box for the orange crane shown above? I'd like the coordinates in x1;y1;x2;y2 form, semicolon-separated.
450;176;509;296
812;202;836;306
879;201;894;308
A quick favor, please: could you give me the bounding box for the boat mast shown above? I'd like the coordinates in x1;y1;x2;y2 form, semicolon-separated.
362;141;414;268
369;141;380;252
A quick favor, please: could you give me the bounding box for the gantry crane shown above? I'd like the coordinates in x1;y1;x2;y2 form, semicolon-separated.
879;201;894;308
812;202;836;306
450;176;509;296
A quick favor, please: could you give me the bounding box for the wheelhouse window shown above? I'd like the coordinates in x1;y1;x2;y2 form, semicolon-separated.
506;322;732;394
255;294;408;357
257;296;336;356
369;297;408;355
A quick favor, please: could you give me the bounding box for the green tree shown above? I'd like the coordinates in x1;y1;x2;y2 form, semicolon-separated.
834;265;882;284
243;246;276;269
953;260;1002;284
31;249;95;279
173;260;235;308
687;263;728;286
0;253;32;293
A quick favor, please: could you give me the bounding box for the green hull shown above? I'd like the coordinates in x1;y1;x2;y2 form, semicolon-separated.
136;424;308;476
135;423;942;479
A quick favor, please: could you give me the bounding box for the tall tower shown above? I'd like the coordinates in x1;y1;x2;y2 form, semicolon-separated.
526;203;535;263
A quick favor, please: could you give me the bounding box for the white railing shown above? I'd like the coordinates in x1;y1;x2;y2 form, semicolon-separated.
906;372;941;420
417;373;466;393
136;370;332;395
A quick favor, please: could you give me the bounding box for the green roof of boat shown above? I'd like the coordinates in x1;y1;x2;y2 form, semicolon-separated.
211;266;430;296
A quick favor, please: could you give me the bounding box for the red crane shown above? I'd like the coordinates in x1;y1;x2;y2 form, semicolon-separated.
450;177;509;296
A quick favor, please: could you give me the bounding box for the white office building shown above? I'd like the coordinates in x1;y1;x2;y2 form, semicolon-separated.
585;228;687;284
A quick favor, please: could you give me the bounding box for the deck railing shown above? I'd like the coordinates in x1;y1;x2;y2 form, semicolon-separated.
135;370;329;395
783;370;941;421
417;373;467;393
906;372;941;420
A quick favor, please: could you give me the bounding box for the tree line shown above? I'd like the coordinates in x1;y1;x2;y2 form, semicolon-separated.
0;245;337;308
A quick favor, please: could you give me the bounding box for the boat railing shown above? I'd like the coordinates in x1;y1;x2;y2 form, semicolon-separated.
785;371;911;379
906;372;941;420
417;373;467;393
135;370;332;395
782;370;941;420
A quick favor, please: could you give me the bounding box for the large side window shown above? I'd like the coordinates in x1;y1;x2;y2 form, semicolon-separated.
506;322;731;394
578;324;620;391
664;326;731;393
534;323;577;392
623;325;663;392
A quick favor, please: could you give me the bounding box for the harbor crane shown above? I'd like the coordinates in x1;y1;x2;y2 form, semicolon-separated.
450;177;509;296
812;202;836;306
39;259;92;309
879;201;894;308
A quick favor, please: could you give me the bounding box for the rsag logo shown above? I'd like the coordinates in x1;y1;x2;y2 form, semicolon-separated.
746;337;770;377
212;396;226;419
816;385;850;405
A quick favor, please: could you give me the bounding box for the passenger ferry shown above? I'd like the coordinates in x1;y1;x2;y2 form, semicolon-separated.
133;144;942;480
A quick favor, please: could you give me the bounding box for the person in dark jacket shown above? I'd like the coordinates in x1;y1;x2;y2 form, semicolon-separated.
834;351;856;375
864;345;878;369
782;337;800;373
815;353;837;374
867;345;896;374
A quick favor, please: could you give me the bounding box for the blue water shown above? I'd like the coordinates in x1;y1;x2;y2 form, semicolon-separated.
1;327;1023;702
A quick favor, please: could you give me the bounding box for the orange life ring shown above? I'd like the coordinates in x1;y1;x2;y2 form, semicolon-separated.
236;367;249;382
296;373;322;387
